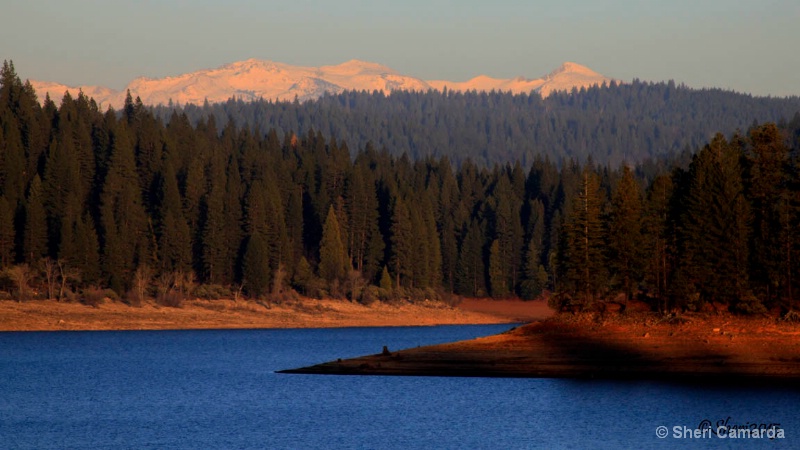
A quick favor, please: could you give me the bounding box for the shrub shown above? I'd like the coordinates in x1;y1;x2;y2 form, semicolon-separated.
62;289;79;303
359;285;379;306
194;284;232;300
376;286;391;302
157;290;184;308
125;289;144;307
782;310;800;322
733;292;767;315
81;288;106;307
441;292;462;307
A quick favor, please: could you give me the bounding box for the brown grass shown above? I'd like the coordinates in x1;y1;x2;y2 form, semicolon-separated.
0;297;543;332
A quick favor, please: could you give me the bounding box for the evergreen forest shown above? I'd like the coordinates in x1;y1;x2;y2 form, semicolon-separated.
2;61;800;314
153;80;800;167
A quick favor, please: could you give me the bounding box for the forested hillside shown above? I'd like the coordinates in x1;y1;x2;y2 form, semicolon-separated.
153;80;800;167
2;61;800;313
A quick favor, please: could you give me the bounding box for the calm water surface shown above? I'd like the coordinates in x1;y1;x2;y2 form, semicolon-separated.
1;324;798;449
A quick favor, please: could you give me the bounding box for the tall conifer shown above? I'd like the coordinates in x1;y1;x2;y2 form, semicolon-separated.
561;165;606;306
242;233;270;298
389;197;413;288
23;175;47;263
608;166;645;303
319;206;347;283
0;196;15;266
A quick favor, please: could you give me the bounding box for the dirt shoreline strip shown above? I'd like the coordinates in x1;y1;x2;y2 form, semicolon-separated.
279;313;800;385
0;298;552;331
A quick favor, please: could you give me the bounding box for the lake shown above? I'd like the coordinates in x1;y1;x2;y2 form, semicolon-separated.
1;324;797;449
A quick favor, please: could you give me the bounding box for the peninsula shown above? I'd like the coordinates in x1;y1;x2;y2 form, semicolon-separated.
280;312;800;384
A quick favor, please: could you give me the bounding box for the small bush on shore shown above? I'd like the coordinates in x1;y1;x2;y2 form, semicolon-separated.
124;289;145;307
81;288;108;307
359;286;378;306
733;292;767;315
194;284;232;300
157;290;183;308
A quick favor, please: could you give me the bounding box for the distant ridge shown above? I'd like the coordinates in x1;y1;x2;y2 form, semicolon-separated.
29;59;614;109
427;62;610;97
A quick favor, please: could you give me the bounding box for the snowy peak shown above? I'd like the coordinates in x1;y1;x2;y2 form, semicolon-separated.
546;61;600;78
29;60;614;109
428;62;613;97
320;59;398;76
536;62;611;97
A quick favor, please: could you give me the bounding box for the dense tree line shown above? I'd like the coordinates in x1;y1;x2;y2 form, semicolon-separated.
2;61;800;315
153;80;800;168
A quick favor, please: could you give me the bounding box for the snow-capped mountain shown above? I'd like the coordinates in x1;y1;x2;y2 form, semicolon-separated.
29;59;614;109
428;62;613;97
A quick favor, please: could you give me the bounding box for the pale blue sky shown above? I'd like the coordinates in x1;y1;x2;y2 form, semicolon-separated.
3;0;799;97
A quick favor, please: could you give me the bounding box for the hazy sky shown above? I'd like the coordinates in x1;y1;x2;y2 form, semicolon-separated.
3;0;799;97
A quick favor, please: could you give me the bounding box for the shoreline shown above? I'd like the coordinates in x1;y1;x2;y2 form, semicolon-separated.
0;297;553;332
280;312;800;385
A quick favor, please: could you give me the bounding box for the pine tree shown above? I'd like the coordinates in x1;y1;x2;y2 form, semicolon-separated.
561;165;606;307
285;184;304;277
487;174;524;295
345;165;381;279
678;133;752;308
57;209;101;287
242;233;270;298
221;156;244;284
157;162;192;274
438;163;461;291
422;197;442;288
607;166;645;303
23;175;47;263
200;176;226;282
292;256;313;295
520;236;548;300
643;174;674;312
747;123;791;306
244;181;269;240
99;120;148;293
71;91;98;200
319;206;347;283
0;196;14;266
456;220;486;296
488;239;510;297
379;265;393;292
262;174;289;275
0;109;26;207
389;197;413;288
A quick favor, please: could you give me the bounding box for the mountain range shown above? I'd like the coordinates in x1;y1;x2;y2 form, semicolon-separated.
29;59;614;109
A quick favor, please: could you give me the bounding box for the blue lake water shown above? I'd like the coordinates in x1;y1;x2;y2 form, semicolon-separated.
1;324;798;449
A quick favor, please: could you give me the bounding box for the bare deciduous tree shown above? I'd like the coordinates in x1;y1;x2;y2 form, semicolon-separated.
57;259;81;301
42;258;58;300
232;283;243;303
347;269;365;302
178;270;197;298
133;265;152;305
272;264;286;298
6;264;32;302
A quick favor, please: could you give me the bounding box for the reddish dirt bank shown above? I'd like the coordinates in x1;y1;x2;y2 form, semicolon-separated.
280;312;800;384
0;297;551;332
456;298;554;322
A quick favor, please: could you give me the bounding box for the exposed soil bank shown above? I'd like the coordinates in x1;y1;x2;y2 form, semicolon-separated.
0;297;552;331
280;313;800;385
